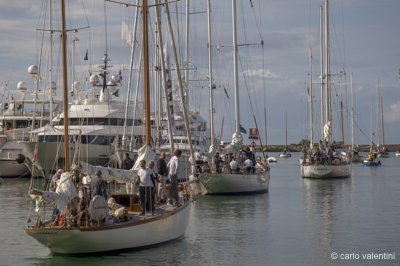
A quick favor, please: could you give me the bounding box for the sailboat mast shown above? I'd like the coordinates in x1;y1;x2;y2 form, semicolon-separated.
142;0;151;146
351;74;354;149
320;5;324;140
285;111;288;148
49;0;54;126
207;0;214;148
324;0;332;143
381;95;385;146
60;0;70;171
309;48;314;149
232;0;240;134
185;0;190;106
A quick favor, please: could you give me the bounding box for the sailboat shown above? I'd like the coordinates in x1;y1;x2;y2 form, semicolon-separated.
362;102;381;166
376;83;389;158
300;0;351;179
25;0;195;254
198;0;270;194
348;74;363;162
279;111;291;158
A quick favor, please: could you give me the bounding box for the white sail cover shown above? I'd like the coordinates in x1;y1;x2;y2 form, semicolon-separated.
231;132;243;148
132;144;156;171
208;144;217;156
80;161;136;183
34;172;77;215
323;121;331;142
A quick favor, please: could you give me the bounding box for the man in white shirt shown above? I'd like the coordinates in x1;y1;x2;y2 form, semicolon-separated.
137;160;155;215
167;149;182;206
244;158;253;173
230;158;239;173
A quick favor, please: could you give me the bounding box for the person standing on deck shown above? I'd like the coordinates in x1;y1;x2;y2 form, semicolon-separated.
137;160;155;215
122;153;135;170
167;149;182;206
89;170;108;201
50;169;63;220
156;152;168;201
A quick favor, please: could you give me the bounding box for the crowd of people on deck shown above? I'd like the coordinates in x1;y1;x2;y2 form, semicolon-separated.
45;149;188;227
302;142;350;165
190;146;269;175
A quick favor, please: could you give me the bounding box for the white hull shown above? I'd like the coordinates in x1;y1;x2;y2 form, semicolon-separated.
0;158;30;177
25;203;191;254
395;152;400;157
199;171;270;194
301;163;351;179
279;153;291;158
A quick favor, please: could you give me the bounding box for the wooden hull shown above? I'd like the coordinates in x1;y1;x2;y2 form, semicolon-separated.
199;171;270;194
25;203;191;254
301;163;351;179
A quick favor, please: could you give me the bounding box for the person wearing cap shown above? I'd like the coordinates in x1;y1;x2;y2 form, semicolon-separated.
50;169;63;192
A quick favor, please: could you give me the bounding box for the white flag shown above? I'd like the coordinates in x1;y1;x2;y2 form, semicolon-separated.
121;21;133;46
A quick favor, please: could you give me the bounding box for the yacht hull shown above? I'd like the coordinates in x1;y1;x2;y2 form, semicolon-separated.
199;171;270;194
22;142;113;176
0;158;30;177
25;203;191;254
301;164;351;179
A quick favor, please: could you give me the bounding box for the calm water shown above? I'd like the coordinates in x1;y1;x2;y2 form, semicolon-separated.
1;152;399;265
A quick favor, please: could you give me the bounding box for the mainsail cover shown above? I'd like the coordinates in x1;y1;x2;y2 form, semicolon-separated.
80;161;136;183
132;144;156;170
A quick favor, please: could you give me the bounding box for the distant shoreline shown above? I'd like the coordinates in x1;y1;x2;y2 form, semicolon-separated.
246;144;400;152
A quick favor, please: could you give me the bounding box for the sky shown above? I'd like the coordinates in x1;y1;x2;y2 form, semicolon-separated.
0;0;399;145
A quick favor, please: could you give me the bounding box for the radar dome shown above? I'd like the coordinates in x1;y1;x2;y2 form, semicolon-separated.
17;81;27;92
27;65;39;75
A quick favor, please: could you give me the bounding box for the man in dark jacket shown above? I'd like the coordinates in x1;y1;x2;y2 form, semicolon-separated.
89;170;108;200
156;152;168;200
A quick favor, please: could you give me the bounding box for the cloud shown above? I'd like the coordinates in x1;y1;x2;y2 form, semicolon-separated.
242;69;281;79
385;100;400;123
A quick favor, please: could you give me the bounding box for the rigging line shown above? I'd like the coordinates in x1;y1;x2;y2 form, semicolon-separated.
238;54;257;125
249;0;262;41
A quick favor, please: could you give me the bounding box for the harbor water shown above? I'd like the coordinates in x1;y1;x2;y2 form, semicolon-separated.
0;152;399;265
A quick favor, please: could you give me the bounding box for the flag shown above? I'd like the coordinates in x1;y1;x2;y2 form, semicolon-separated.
224;87;230;99
240;124;247;134
84;49;88;61
121;21;133;46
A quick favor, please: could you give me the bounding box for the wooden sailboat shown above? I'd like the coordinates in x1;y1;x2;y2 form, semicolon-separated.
279;111;291;158
198;0;270;194
25;0;194;254
300;0;351;179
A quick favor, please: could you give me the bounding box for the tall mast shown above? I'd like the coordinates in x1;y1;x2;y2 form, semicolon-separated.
285;111;288;148
184;0;190;106
142;0;151;146
60;0;70;171
49;0;54;126
309;48;314;149
232;0;240;135
351;74;354;149
207;0;214;149
381;95;385;146
154;0;174;154
319;5;324;140
324;0;332;142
